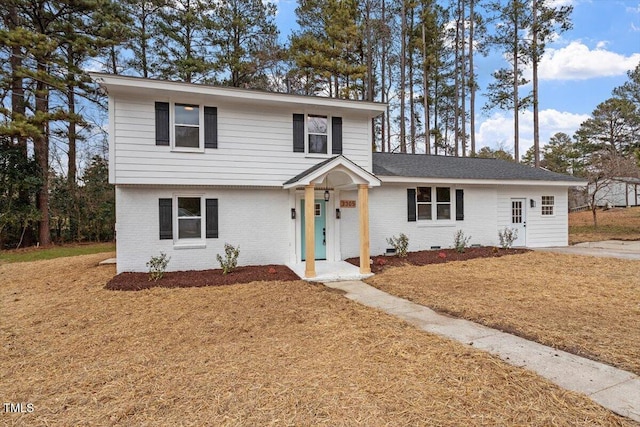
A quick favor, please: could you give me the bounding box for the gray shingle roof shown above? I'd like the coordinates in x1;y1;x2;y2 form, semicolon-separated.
372;152;585;182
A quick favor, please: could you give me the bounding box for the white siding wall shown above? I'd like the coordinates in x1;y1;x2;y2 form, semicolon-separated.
591;182;640;207
497;185;569;247
115;186;291;273
112;96;372;186
338;184;499;258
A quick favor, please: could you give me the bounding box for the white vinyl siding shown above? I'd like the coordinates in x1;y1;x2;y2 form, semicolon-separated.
111;97;372;186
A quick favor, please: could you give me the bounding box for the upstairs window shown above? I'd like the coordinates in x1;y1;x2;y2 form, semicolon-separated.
308;114;328;154
292;114;342;155
542;196;554;216
174;104;200;148
155;102;217;150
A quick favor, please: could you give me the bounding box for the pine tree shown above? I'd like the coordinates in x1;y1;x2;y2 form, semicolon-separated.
209;0;280;88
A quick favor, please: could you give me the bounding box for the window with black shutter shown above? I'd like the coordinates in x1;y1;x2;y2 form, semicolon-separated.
204;106;217;149
293;114;304;152
456;189;464;221
332;117;342;154
155;102;170;146
206;199;218;238
407;188;416;222
159;198;173;239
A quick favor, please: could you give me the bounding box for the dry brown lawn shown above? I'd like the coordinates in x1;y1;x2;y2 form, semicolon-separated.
570;207;640;243
367;252;640;376
1;253;635;426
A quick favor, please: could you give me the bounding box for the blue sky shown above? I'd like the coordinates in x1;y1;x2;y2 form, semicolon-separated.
273;0;640;156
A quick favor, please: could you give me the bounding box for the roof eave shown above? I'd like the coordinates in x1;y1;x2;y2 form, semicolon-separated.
377;175;588;187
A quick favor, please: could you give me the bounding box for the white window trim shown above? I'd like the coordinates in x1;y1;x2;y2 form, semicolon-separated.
173;194;206;248
541;195;555;217
170;102;205;153
305;113;332;158
416;186;455;223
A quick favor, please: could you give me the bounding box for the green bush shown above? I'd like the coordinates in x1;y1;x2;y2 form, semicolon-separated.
453;230;471;253
217;243;240;275
147;252;170;281
386;233;409;258
498;227;518;249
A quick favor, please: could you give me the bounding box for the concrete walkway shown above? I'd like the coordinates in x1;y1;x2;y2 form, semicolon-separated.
534;240;640;260
324;280;640;423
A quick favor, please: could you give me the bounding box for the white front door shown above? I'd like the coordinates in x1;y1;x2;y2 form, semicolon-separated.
511;198;527;247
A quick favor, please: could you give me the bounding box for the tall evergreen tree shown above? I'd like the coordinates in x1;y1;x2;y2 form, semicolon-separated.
485;0;532;162
209;0;280;88
530;0;572;167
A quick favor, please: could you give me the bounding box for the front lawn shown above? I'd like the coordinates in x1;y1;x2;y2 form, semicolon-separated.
570;207;640;244
0;241;115;264
366;251;640;375
1;254;631;425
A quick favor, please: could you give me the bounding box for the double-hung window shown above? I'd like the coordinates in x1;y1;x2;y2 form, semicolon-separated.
417;187;432;220
159;197;219;243
307;114;328;154
541;196;554;216
177;197;202;239
412;187;452;221
436;187;451;220
292;114;342;156
174;104;200;148
155;102;217;150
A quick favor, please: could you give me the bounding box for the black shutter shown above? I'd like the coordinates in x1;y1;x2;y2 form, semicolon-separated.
206;199;218;238
456;189;464;221
332;116;342;154
407;188;416;222
293;114;304;153
204;106;218;149
159;198;172;239
155;102;170;146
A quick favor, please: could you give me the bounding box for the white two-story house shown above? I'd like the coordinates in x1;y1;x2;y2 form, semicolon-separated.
93;74;585;279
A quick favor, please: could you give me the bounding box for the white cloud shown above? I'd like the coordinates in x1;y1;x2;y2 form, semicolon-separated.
537;41;640;80
476;109;590;158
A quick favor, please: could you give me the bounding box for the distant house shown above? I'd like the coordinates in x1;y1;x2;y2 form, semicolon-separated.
589;177;640;208
93;73;586;278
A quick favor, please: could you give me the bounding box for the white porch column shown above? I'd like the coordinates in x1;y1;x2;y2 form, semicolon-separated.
358;184;371;274
304;185;316;278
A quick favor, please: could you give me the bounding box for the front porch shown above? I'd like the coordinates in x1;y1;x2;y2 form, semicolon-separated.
287;260;374;283
283;155;381;280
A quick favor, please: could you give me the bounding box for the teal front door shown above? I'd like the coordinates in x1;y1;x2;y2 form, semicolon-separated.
301;199;327;261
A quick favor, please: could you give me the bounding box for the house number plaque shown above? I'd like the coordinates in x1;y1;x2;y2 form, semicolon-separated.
340;200;356;208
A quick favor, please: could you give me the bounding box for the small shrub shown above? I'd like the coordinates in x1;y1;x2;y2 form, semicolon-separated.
217;243;240;275
147;252;170;282
453;230;471;253
376;258;387;266
438;251;447;259
498;227;518;249
268;267;277;274
386;233;409;258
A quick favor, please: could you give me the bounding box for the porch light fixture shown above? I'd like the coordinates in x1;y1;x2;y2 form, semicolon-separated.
291;208;296;219
324;190;330;202
336;208;341;219
530;199;536;208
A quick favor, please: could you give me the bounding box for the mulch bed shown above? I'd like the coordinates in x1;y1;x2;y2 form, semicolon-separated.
106;264;300;291
346;246;530;273
107;247;529;291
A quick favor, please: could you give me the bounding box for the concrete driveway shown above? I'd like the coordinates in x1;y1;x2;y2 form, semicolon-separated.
534;240;640;260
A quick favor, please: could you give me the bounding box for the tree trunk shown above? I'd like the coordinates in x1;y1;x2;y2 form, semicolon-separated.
380;0;387;152
34;64;51;246
399;0;407;153
67;63;78;241
454;0;461;157
532;0;540;167
422;22;430;155
513;1;520;162
460;0;467;157
469;0;476;156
